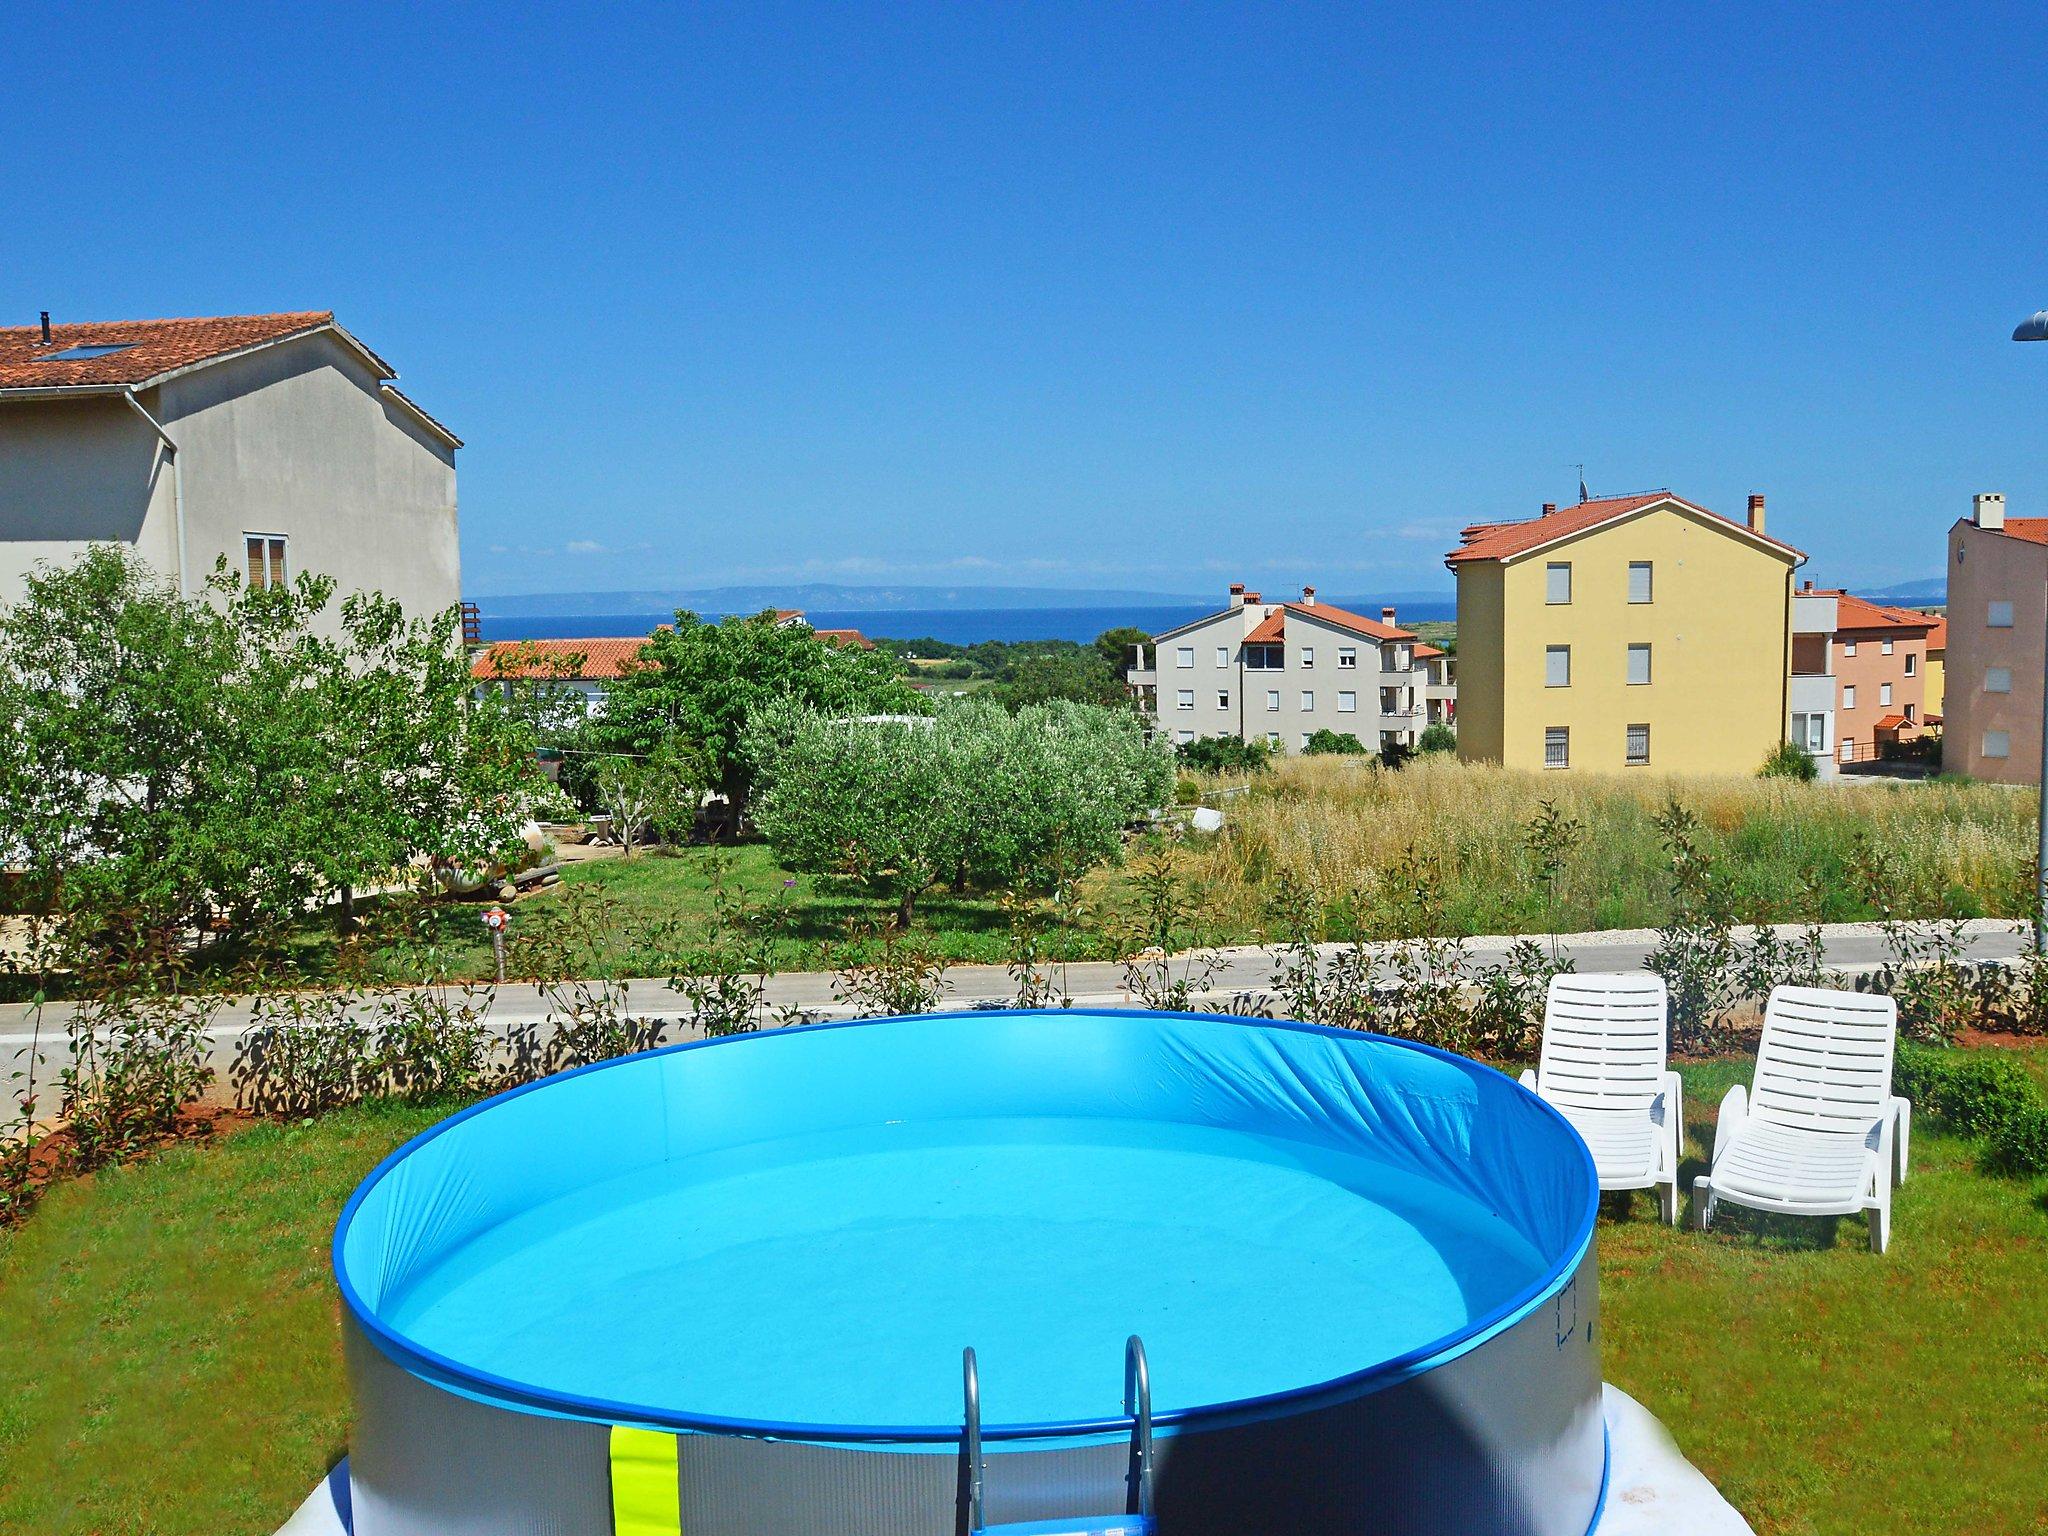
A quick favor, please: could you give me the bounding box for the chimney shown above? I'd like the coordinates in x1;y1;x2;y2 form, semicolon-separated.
1229;582;1246;607
1381;606;1397;626
1541;502;1557;515
39;311;51;344
1300;585;1317;605
1975;492;2007;531
1747;493;1766;534
1802;579;1814;592
1243;591;1261;604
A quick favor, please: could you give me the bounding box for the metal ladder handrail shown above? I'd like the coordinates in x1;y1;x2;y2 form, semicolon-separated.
961;1335;1154;1532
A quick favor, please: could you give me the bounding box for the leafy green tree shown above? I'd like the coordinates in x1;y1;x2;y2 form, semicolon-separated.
1176;735;1274;774
1417;721;1457;754
589;740;712;855
1759;738;1819;781
588;610;921;825
990;649;1127;709
748;699;1169;926
1302;729;1368;755
1094;626;1152;672
0;546;539;958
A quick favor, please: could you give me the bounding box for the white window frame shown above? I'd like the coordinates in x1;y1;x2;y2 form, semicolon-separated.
1843;684;1857;710
1545;562;1572;605
1337;691;1357;714
1627;561;1653;604
1338;646;1357;669
1265;689;1281;712
1300;646;1314;668
245;532;289;591
1881;638;1894;655
1545;645;1571;688
1175;689;1195;710
1626;643;1651;686
1174;729;1194;745
1215;646;1229;668
1843;640;1857;657
1543;726;1569;769
1792;712;1829;753
1904;653;1917;676
1880;682;1892;707
1300;690;1314;711
1216;689;1231;709
1175;647;1195;669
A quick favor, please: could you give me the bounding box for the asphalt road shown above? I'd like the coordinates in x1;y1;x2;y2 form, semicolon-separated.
4;919;2027;1100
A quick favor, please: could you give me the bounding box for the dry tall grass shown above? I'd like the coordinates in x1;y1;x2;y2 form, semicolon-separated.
1173;756;2034;937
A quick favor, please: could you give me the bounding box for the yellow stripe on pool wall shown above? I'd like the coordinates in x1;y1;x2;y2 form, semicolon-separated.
609;1425;682;1536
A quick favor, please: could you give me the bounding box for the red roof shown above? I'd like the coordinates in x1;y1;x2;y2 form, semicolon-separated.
470;638;651;682
0;311;348;391
811;628;873;649
1808;590;1937;635
1446;492;1804;565
1413;642;1446;659
1873;713;1911;731
1245;610;1286;643
1979;518;2048;546
1925;617;1947;651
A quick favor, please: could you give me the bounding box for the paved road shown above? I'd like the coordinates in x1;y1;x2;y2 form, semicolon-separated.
3;920;2027;1098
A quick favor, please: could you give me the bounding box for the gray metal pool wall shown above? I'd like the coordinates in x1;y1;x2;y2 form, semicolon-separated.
343;1245;1604;1536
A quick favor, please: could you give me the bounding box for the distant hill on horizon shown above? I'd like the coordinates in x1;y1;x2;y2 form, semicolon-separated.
475;582;1458;618
1853;577;1945;606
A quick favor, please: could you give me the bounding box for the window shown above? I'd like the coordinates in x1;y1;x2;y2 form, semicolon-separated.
1300;647;1314;668
245;534;288;590
1625;723;1650;766
1546;562;1572;605
1544;727;1569;769
1880;682;1892;706
1626;643;1651;686
1300;733;1314;750
1265;690;1280;712
1338;647;1358;669
1990;601;2015;628
1987;667;2012;694
1904;653;1917;676
1266;732;1281;748
1545;645;1571;687
1843;640;1857;657
1338;691;1357;713
1175;689;1195;710
1245;644;1283;670
1175;647;1195;668
1174;729;1194;745
1216;690;1230;709
1881;638;1894;655
1985;730;2011;759
1215;647;1229;668
1904;704;1916;723
1843;684;1857;709
1300;691;1314;711
1792;712;1829;753
37;342;135;361
1627;562;1653;604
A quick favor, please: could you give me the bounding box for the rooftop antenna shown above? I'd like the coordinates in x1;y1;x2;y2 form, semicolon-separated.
1571;464;1588;503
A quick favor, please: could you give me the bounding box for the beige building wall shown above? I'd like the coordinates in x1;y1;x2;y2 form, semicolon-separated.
1944;502;2047;784
0;330;459;625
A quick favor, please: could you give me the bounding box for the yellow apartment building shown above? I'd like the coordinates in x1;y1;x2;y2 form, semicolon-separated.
1446;491;1805;774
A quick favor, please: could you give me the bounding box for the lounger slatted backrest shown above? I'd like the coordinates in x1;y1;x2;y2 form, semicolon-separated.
1536;974;1669;1115
1751;987;1897;1134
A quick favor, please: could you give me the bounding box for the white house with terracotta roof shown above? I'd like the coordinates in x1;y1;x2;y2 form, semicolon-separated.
1944;492;2048;783
1125;584;1453;753
470;637;651;713
0;310;460;622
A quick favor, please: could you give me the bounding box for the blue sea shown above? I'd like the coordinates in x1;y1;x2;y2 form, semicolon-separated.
478;600;1455;646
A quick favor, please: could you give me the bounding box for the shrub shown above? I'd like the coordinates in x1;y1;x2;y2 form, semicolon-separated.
1986;1104;2048;1176
1895;1041;2048;1177
1416;721;1457;755
1176;735;1274;774
1302;729;1368;756
58;988;217;1170
1759;739;1818;781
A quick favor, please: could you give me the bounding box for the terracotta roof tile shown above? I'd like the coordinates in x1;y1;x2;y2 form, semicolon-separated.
1445;492;1804;564
0;312;343;391
1809;590;1937;634
1925;617;1947;650
1985;517;2048;546
470;638;651;682
811;628;873;649
1873;713;1911;731
1278;601;1414;641
1245;610;1286;643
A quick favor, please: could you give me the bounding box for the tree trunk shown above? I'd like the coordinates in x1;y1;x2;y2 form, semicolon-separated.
896;887;917;931
338;884;356;934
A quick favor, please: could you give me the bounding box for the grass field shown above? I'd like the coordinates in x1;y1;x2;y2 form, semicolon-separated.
116;755;2038;991
3;1052;2044;1536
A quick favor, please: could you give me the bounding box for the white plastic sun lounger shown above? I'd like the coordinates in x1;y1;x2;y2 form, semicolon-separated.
1694;985;1910;1254
1520;973;1682;1223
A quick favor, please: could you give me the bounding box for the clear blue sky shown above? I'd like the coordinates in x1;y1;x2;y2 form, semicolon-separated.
8;2;2047;599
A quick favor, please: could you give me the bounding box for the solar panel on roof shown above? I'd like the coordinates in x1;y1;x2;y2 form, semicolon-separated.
38;343;134;361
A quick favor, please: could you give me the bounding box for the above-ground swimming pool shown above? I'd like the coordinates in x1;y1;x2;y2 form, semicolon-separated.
335;1009;1606;1536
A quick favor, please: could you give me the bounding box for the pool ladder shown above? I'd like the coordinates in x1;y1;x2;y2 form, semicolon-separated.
961;1335;1156;1536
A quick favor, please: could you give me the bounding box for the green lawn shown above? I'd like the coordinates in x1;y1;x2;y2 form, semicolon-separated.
3;1057;2044;1536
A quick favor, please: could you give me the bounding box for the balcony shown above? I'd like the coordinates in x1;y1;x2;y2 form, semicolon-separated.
1125;644;1157;687
1789;671;1835;714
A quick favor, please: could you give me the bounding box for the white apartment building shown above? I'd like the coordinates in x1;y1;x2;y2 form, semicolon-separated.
1126;584;1455;752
